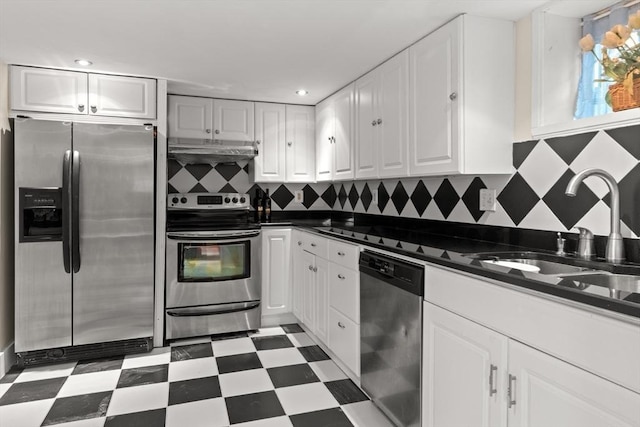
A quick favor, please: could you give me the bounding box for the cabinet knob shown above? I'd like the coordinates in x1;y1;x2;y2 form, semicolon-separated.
313;267;318;273
78;104;85;112
206;129;211;134
215;129;220;134
449;92;458;101
256;140;261;145
338;274;345;280
338;321;345;329
328;136;332;142
337;251;345;256
377;118;382;125
90;105;97;113
298;241;302;246
310;243;317;247
371;120;377;126
308;265;314;271
287;141;293;147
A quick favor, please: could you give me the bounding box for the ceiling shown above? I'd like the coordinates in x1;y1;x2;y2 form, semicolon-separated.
0;0;606;105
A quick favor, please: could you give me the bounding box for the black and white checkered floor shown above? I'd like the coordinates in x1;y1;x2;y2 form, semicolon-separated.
0;324;393;427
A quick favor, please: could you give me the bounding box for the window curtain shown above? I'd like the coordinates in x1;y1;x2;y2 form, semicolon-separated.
575;1;640;119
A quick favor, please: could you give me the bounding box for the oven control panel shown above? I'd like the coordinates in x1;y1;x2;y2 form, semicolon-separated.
168;193;251;210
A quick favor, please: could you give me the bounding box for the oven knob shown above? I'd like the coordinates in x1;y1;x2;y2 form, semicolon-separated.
180;197;187;204
224;197;231;203
240;197;246;203
172;197;179;204
232;197;238;203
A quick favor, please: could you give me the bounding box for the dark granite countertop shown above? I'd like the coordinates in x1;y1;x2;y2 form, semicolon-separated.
263;219;640;320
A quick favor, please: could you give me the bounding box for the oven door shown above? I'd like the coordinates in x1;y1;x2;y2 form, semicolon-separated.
166;230;261;308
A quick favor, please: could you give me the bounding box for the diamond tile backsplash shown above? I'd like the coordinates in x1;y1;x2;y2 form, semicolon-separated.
167;124;640;239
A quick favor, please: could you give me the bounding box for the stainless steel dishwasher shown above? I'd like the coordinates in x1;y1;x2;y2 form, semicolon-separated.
359;250;425;427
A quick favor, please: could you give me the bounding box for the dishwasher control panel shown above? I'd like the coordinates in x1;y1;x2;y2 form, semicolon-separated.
359;251;425;296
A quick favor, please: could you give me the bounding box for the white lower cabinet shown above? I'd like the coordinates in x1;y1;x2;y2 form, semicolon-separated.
261;229;291;318
328;307;359;375
300;250;328;345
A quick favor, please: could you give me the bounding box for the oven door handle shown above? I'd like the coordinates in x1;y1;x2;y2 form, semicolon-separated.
167;230;261;240
166;301;260;317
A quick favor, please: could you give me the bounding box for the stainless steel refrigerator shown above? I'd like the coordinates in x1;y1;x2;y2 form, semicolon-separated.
14;119;155;362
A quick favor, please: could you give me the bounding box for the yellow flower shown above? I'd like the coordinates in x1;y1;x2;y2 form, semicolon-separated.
602;31;624;48
579;34;595;51
629;10;640;30
611;24;632;42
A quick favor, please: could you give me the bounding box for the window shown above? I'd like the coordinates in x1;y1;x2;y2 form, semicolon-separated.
575;1;640;119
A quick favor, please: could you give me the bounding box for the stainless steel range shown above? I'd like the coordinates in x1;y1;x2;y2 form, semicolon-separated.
165;192;261;340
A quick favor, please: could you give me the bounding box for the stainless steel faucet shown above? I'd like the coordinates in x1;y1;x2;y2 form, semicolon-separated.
565;168;625;263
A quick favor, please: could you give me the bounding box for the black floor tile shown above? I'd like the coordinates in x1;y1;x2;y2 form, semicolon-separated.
251;335;294;351
116;364;168;388
72;356;124;375
104;408;166;427
171;342;214;362
42;391;112;426
325;379;369;405
289;407;354;427
0;367;23;384
267;364;319;388
0;377;67;406
216;352;263;374
225;390;285;424
298;345;330;362
169;376;221;406
280;323;305;334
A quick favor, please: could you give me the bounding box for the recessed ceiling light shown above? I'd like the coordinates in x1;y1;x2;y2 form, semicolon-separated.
296;89;308;96
74;59;92;66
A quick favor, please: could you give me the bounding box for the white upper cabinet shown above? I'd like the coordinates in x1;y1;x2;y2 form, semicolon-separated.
285;105;315;182
168;95;214;139
10;66;156;119
88;74;156;119
255;102;286;182
409;14;513;176
214;99;255;141
315;84;355;181
355;50;409;179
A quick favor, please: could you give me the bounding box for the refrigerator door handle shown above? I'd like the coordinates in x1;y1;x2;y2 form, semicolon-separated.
62;150;72;274
72;150;81;273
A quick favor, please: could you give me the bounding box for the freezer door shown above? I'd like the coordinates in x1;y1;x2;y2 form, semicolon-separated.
72;123;155;345
14;119;72;352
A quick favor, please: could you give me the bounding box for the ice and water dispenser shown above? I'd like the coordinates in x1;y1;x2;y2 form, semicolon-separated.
19;187;63;243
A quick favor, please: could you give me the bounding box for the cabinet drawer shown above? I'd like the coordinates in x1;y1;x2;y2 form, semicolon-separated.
295;232;328;258
329;263;359;322
329;307;360;377
328;239;360;268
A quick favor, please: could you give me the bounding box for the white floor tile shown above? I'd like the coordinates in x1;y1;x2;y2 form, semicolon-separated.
218;369;274;397
275;383;339;415
121;348;171;369
288;332;314;347
50;418;107;427
309;360;349;382
342;400;395;427
106;382;169;416
168;357;219;382
234;415;294;427
166;397;229;427
14;362;76;383
0;398;55;427
57;370;121;397
211;337;256;357
257;348;306;368
249;327;285;337
0;383;10;399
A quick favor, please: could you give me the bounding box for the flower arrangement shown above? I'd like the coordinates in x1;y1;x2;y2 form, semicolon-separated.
579;10;640;105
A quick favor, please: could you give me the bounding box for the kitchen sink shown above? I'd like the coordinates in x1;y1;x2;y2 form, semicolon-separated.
559;273;640;299
464;252;597;275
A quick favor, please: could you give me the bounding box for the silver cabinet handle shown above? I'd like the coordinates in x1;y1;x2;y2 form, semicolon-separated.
449;92;458;101
371;120;377;126
206;129;211;134
377;118;382;124
337;251;345;256
338;322;345;329
310;243;317;247
256;140;261;145
313;267;318;273
298;241;302;246
287;141;292;146
90;105;97;113
489;365;497;397
78;104;85;112
215;129;220;134
308;265;314;271
508;374;517;408
338;274;345;280
328;136;332;142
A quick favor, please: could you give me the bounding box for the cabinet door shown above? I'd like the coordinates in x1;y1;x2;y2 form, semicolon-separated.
423;303;508;427
168;95;214;139
508;340;640;427
329;307;360;377
291;233;305;321
315;98;334;181
333;84;355;180
378;50;409;178
302;251;317;331
88;74;156;119
355;70;378;179
314;256;330;345
261;229;291;317
254;102;286;182
328;263;359;322
409;18;460;176
285;105;316;182
213;99;255;141
10;66;88;114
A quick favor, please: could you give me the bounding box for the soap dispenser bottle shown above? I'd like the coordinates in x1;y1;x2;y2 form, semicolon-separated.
575;227;595;259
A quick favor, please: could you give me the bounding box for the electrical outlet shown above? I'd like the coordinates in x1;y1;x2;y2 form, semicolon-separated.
294;190;304;203
372;189;378;204
479;189;497;211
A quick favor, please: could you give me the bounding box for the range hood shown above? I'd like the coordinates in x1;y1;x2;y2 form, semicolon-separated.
168;137;258;164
